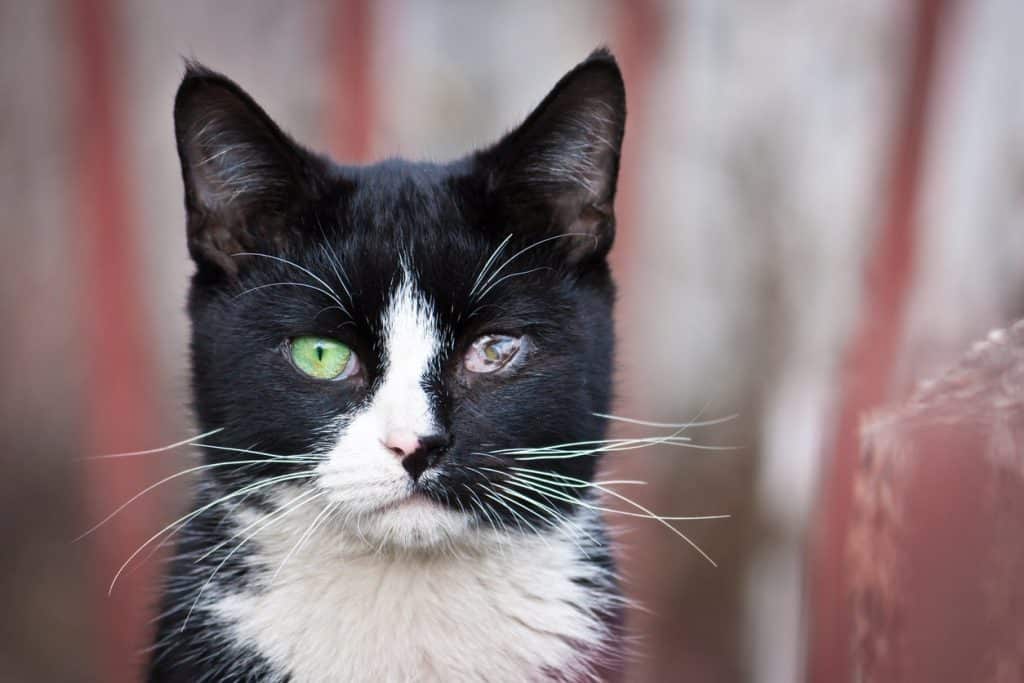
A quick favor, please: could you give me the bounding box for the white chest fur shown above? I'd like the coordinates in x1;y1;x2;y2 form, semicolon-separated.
210;507;614;682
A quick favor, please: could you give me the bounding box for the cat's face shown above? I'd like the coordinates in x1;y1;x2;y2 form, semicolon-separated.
175;51;625;550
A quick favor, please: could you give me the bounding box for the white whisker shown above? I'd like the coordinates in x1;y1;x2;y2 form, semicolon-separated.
233;252;348;313
489;482;597;556
500;468;729;522
593;412;740;429
234;281;348;312
461;483;503;532
77;458;315;543
84;428;224;460
192;443;322;462
270;500;338;584
108;471;318;595
483;491;548;545
473;232;590;301
468;232;514;300
182;488;328;628
509;467;723;566
475;266;552;301
316;240;354;306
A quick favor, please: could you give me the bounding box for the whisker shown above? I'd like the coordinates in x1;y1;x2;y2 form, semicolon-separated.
492;435;693;454
495;403;741;457
232;252;348;313
508;467;723;566
270;500;338;584
508;444;736;461
593;412;740;430
474;232;591;301
108;471;318;595
137;480;263;569
315;241;354;306
183;488;328;628
491;434;737;461
499;469;729;522
483;491;548;544
234;281;348;312
475;266;552;301
461;483;504;533
83;428;224;460
194;485;326;565
191;443;322;462
76;458;316;543
489;481;597;556
468;233;514;300
170;475;319;567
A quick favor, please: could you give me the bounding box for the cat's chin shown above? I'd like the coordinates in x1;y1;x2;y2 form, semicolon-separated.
350;495;480;551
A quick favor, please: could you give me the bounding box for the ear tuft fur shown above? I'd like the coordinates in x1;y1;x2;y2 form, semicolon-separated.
174;62;324;276
478;49;626;265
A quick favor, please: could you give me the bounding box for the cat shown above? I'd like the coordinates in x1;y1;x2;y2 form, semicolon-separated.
148;48;627;682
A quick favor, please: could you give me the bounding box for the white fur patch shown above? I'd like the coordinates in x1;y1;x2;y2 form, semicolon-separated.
372;270;441;439
212;502;614;682
317;269;458;548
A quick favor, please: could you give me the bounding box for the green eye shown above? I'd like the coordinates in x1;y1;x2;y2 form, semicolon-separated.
289;336;357;380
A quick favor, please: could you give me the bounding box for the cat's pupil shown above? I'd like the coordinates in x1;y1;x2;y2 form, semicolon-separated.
316;344;324;362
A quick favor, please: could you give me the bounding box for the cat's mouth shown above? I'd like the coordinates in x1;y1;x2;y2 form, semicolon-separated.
393;493;438;510
340;481;476;551
373;488;443;515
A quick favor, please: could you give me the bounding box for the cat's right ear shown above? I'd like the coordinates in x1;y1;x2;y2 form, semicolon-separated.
474;49;626;267
174;62;327;278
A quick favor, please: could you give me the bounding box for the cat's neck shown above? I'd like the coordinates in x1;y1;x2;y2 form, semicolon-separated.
160;492;622;682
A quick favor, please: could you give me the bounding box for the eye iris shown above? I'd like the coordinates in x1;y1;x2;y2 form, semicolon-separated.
466;334;521;373
291;336;351;379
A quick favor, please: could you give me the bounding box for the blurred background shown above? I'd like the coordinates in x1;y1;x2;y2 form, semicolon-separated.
4;1;1024;681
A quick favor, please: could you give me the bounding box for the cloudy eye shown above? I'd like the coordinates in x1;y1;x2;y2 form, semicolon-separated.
289;336;359;380
465;334;522;373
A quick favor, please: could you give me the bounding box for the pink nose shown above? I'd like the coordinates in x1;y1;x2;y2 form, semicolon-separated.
383;430;422;458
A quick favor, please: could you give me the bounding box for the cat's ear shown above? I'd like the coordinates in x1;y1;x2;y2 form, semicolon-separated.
174;62;327;277
479;49;626;266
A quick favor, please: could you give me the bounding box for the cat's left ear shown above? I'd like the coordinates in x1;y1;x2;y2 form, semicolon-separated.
478;49;626;266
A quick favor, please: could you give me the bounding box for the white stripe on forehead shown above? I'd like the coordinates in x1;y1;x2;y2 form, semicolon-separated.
371;268;441;435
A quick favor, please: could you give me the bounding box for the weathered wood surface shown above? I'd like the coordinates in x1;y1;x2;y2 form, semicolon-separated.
850;320;1024;683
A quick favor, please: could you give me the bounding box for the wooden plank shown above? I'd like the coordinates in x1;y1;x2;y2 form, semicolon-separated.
69;0;160;679
806;2;950;680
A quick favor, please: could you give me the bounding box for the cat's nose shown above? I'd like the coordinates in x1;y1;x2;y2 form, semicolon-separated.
383;430;421;458
384;431;451;480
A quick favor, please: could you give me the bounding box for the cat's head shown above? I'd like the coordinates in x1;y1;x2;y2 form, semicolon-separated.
175;50;626;550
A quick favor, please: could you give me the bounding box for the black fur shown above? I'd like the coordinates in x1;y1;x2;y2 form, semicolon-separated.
150;49;626;681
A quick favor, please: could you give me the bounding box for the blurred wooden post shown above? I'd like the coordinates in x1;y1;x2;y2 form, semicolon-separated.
69;0;160;680
325;0;374;163
610;0;661;276
850;322;1024;681
806;0;949;680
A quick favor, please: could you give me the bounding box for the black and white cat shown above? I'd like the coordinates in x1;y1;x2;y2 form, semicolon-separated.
150;49;627;682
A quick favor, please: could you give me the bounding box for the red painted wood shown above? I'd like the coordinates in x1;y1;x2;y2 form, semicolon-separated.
849;324;1024;682
69;0;160;680
609;0;662;279
806;1;950;680
606;3;670;682
325;0;374;163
